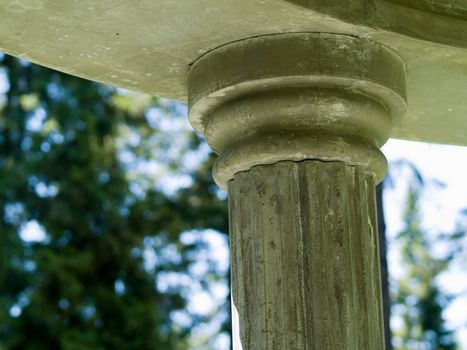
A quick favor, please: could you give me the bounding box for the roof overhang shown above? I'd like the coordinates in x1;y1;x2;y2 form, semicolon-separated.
1;0;466;145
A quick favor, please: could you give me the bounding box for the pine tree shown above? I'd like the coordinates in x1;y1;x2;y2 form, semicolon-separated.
0;54;228;349
392;179;457;350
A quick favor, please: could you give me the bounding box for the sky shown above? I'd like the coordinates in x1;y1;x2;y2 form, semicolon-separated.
383;139;467;348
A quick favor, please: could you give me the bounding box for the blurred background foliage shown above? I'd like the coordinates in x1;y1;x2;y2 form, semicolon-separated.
0;54;229;349
0;53;465;349
386;162;466;350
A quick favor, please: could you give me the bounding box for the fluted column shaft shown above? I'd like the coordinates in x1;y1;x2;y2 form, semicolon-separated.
229;161;384;349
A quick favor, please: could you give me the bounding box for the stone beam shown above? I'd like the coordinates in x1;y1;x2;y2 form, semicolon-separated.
1;1;466;146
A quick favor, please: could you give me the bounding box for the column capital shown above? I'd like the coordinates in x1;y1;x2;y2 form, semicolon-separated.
188;33;407;189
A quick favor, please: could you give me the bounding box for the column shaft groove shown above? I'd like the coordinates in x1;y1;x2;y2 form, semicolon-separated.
228;160;385;349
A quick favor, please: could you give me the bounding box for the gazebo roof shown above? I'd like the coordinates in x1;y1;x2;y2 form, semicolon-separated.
1;0;466;145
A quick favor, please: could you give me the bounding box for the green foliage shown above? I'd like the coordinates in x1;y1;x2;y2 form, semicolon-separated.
0;54;228;349
392;178;460;350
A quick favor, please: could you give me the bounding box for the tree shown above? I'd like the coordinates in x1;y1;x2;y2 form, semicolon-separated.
0;54;229;349
391;173;459;350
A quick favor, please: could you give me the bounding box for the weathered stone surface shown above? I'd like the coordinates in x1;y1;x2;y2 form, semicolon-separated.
188;33;407;188
1;0;467;145
188;33;400;349
229;160;385;349
287;0;467;49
